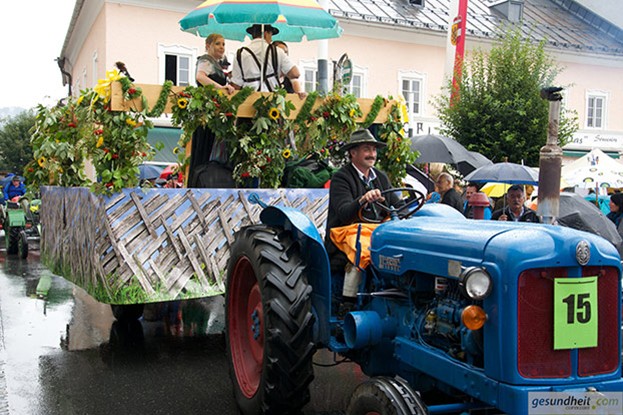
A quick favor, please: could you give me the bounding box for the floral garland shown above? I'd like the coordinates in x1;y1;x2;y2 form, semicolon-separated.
170;85;254;170
146;80;173;118
27;69;157;194
361;95;386;128
232;89;296;188
28;70;414;193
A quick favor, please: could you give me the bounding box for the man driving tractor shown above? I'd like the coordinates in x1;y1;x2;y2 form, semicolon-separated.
4;175;26;202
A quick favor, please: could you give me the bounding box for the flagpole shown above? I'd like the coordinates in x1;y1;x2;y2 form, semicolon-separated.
450;0;468;104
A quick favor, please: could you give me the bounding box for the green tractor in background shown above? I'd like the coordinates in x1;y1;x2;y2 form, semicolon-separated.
1;197;41;259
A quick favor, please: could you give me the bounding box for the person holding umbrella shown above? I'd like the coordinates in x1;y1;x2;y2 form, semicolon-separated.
491;185;540;222
230;24;306;98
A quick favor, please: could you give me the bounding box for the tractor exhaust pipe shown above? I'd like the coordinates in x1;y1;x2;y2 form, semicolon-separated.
343;311;397;349
537;87;563;225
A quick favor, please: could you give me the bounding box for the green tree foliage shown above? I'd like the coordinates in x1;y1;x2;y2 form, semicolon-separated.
434;29;578;166
0;111;35;175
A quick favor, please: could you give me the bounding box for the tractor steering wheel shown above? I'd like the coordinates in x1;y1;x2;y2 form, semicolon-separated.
358;187;426;223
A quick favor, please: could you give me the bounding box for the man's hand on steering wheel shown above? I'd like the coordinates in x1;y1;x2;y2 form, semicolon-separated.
358;187;426;222
358;189;385;206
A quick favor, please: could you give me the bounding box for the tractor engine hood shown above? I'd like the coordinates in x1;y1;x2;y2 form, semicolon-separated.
369;215;620;278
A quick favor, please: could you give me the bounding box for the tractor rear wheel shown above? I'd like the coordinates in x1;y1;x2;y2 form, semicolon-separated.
347;377;428;415
7;227;20;255
226;225;315;415
111;304;144;322
18;230;28;259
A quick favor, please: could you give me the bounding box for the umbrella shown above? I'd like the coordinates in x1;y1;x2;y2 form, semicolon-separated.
561;148;623;190
138;164;164;181
556;192;623;257
0;175;24;188
179;0;343;42
480;182;509;198
411;134;491;176
463;162;538;185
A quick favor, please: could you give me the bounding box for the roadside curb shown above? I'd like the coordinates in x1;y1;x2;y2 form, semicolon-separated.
0;299;9;414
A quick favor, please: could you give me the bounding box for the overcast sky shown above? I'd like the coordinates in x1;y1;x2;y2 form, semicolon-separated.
0;1;75;109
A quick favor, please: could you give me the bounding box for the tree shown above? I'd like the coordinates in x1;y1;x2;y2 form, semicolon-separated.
0;110;35;175
434;29;578;166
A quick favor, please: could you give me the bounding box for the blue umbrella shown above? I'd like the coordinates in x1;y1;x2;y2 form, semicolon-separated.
463;162;538;185
138;164;164;180
0;175;24;188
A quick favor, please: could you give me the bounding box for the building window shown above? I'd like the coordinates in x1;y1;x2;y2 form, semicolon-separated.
299;60;318;92
400;77;422;117
165;54;191;86
158;44;198;86
586;93;606;129
342;65;367;98
304;69;317;92
344;73;363;98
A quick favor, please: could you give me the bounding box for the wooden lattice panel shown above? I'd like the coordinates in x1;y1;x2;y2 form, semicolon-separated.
41;187;329;304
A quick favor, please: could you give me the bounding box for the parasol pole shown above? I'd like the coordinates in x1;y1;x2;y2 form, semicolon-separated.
317;0;330;93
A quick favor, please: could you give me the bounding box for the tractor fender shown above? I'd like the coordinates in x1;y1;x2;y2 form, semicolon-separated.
259;205;332;344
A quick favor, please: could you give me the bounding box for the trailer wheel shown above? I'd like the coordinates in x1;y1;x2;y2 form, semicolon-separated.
7;227;20;255
18;230;28;259
111;304;144;321
226;225;315;415
347;377;428;415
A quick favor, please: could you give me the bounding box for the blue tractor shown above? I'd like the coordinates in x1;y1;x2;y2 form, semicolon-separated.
225;189;622;414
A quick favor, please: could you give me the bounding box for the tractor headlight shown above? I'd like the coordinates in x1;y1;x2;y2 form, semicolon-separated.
459;267;492;300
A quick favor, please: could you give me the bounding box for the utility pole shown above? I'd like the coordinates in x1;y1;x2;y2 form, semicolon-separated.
537;87;563;225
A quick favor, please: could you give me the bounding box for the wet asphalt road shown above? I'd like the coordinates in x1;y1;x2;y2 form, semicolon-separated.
0;251;364;415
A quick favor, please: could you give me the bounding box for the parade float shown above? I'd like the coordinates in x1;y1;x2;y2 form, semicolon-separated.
29;70;413;310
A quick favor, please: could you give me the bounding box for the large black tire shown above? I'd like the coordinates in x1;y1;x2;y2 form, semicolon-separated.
226;225;315;415
7;227;20;255
18;230;28;259
111;304;144;321
347;377;429;415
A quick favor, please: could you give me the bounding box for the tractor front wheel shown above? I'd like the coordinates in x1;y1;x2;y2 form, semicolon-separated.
18;230;28;259
226;225;315;415
347;377;428;415
7;227;20;255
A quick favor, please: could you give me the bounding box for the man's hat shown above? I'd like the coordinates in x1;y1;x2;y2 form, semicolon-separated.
341;129;386;152
246;24;279;36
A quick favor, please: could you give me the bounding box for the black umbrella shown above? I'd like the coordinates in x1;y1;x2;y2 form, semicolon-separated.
557;192;623;257
410;134;491;176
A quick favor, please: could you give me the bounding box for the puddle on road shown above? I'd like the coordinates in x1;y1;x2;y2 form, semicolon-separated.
0;254;364;414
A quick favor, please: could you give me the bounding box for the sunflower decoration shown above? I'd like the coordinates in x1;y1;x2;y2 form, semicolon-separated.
268;107;280;121
282;149;292;159
177;97;189;109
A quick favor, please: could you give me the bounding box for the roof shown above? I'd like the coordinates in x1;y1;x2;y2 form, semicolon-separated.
326;0;623;56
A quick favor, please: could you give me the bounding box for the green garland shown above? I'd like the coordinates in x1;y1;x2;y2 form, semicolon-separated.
295;91;319;124
361;95;385;128
146;80;173;118
229;87;255;108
